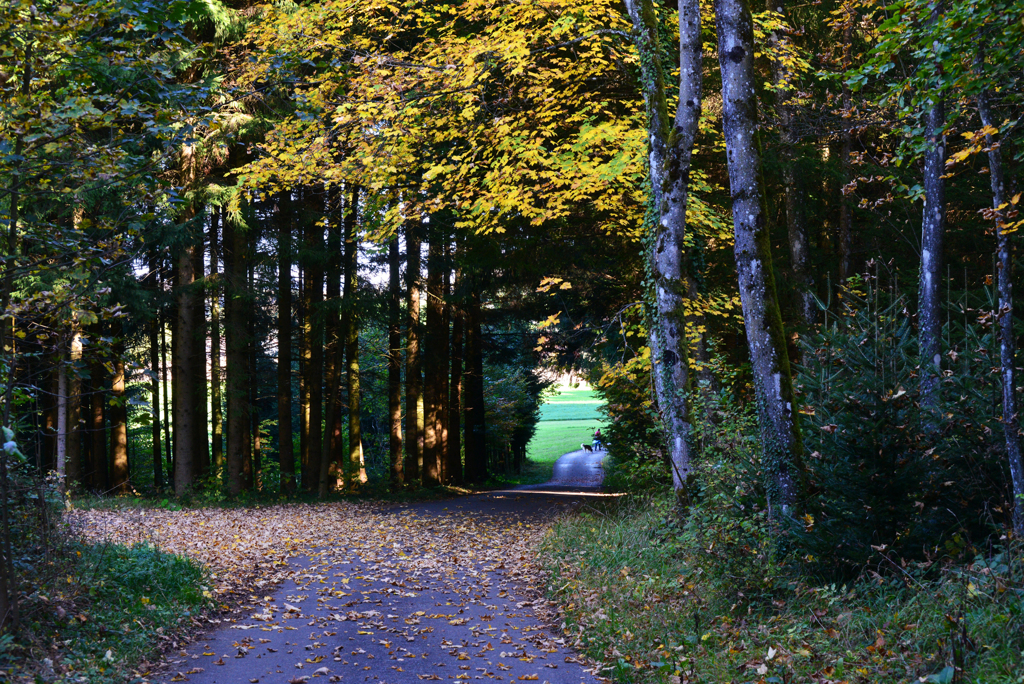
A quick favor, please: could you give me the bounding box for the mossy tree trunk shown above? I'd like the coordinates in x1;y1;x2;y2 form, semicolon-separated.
624;0;702;497
714;0;804;514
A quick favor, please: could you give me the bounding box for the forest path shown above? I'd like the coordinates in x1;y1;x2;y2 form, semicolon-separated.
143;455;608;684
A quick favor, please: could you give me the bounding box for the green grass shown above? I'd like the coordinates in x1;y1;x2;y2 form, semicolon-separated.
519;384;607;484
527;419;605;466
6;542;213;683
542;494;1024;683
539;386;604;422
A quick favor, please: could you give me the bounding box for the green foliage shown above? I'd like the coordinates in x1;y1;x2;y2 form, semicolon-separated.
6;541;211;682
544;491;1024;683
592;350;667;491
795;282;1010;576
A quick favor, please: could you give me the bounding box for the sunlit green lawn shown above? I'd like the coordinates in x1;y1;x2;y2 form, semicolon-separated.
511;385;606;484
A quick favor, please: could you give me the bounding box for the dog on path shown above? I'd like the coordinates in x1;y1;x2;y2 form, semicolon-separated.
581;443;593;453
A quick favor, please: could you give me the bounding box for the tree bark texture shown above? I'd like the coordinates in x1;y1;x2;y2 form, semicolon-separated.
344;185;366;485
624;0;701;495
770;0;814;327
404;221;423;483
320;189;344;496
276;193;296;494
422;232;444;487
247;263;259;488
438;234;452;481
173;237;198;494
56;351;68;491
65;331;82;488
224;212;251;495
387;237;404;487
918;95;946;413
88;356;106;491
109;334;128;493
978;89;1024;536
149;313;163;489
447;259;464;486
210;207;224;472
715;0;804;514
191;235;208;479
302;190;324;492
463;287;487;483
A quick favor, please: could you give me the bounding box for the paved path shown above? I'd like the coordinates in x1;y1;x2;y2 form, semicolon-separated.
154;452;607;684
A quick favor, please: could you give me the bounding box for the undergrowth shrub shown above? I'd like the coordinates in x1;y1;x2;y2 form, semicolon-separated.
544;495;1024;683
0;430;212;682
593;351;668;491
796;281;1011;577
684;389;783;603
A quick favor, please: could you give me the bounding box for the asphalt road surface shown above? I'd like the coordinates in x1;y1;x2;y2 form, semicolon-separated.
153;450;608;684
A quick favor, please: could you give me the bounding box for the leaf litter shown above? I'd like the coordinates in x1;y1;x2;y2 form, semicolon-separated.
74;497;605;684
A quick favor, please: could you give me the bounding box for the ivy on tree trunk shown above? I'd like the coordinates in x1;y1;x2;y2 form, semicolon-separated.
715;0;804;515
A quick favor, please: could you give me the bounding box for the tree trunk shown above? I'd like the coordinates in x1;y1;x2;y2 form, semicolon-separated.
66;331;82;489
448;280;464;485
56;351;68;492
89;358;107;491
210;207;224;473
422;231;444;487
715;0;804;514
149;313;163;490
248;259;259;488
320;189;344;496
302;190;324;492
343;185;366;485
404;220;423;483
838;9;855;282
173;237;198;495
624;0;701;496
191;231;208;479
978;88;1024;536
770;0;814;328
160;308;173;482
918;95;946;414
109;334;128;493
388;236;404;487
438;235;452;481
298;261;308;488
276;193;296;494
463;286;487;483
223;210;251;495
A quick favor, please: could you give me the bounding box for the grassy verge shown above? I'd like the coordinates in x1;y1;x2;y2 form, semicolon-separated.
4;541;212;683
528;419;604;463
541;494;1024;684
